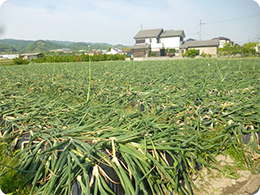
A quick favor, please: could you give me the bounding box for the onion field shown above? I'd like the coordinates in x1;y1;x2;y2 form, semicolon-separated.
0;58;260;195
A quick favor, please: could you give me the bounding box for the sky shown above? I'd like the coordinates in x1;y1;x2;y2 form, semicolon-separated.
0;0;259;46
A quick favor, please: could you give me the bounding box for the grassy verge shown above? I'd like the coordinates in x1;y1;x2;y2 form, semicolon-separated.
0;59;14;66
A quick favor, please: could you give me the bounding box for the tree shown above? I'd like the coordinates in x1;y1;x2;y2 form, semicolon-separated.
218;42;259;57
241;42;257;57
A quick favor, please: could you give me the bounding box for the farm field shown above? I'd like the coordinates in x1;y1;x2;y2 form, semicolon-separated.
0;58;260;194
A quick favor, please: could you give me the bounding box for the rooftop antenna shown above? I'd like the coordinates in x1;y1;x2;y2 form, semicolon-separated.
199;19;205;40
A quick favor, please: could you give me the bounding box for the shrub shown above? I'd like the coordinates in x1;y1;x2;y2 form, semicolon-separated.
149;52;156;57
183;49;199;58
200;52;212;58
13;56;30;65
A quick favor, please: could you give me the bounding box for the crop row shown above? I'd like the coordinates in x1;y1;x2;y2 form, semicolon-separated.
0;58;259;194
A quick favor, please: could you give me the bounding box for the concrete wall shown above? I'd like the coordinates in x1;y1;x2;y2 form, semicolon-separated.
132;56;184;61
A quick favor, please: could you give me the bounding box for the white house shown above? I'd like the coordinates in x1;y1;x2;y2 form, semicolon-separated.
0;54;19;60
21;53;44;60
131;28;185;57
106;48;123;55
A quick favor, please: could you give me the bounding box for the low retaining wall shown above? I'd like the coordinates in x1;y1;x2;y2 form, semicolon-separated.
127;55;218;61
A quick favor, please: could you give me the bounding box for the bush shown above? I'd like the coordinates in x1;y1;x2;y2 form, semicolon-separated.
200;52;212;58
13;56;30;65
32;53;125;63
183;49;199;58
149;52;156;57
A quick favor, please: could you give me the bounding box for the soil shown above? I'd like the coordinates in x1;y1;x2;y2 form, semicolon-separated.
193;155;260;195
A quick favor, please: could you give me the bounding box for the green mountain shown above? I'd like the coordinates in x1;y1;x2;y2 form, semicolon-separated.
48;40;74;47
0;39;130;53
20;40;63;53
0;39;33;52
0;44;17;53
68;42;114;51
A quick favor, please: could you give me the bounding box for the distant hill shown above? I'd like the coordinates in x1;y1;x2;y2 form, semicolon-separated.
20;40;63;53
0;44;17;53
0;39;130;54
68;42;109;51
48;40;74;47
0;39;33;52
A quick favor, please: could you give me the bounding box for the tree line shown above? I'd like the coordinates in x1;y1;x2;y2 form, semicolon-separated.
13;53;126;65
218;42;259;57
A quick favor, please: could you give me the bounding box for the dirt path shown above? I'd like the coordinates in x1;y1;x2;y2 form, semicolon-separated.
193;155;260;195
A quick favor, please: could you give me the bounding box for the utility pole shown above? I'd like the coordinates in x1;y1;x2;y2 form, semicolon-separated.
199;19;204;40
141;23;143;30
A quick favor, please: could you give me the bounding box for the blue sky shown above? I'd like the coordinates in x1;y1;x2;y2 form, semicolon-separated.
0;0;259;46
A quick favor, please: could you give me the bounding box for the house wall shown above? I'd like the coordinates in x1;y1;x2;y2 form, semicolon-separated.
144;38;163;50
188;46;218;55
256;43;260;53
23;55;38;60
133;49;150;58
219;40;229;48
160;37;183;56
160;37;181;48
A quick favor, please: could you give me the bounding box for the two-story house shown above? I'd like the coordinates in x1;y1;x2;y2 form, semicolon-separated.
131;28;185;57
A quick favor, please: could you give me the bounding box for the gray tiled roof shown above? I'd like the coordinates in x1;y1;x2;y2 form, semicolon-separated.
21;53;43;56
160;30;185;38
134;28;163;39
180;40;219;49
131;44;151;49
212;37;231;41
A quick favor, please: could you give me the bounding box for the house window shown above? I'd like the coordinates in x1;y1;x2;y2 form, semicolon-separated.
136;39;145;44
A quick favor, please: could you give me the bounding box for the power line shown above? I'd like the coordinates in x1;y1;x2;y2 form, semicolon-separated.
199;19;205;40
196;14;260;41
205;14;260;24
252;30;260;42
